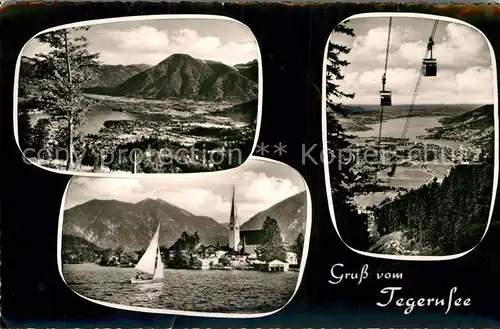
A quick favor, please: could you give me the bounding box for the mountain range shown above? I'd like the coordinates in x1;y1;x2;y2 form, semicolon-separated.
19;56;152;89
241;191;307;243
84;54;258;102
20;54;258;103
62;191;306;252
234;59;258;84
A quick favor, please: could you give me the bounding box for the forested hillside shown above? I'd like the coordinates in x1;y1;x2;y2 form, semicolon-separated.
424;104;494;148
372;151;494;255
61;234;103;264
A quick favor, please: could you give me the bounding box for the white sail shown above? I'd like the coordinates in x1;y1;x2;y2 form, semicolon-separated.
134;223;160;275
153;249;164;280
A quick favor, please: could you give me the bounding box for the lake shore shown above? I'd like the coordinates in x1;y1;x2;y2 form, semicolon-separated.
62;264;299;313
348;115;459;210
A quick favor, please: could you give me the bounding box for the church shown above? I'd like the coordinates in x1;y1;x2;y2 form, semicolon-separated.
228;186;264;255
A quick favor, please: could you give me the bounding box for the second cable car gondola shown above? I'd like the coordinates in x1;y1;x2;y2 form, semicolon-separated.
380;90;392;106
423;36;437;77
423;58;437;77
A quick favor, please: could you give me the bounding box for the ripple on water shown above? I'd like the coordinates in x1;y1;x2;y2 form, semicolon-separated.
63;264;298;314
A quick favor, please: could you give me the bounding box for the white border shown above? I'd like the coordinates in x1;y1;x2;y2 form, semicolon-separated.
13;14;263;178
322;12;499;261
56;155;312;318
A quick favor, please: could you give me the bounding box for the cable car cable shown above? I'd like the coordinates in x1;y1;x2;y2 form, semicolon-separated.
376;17;393;155
371;17;393;210
375;20;439;211
400;20;439;144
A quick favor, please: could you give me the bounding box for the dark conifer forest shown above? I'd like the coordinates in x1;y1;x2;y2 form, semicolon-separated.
373;153;494;255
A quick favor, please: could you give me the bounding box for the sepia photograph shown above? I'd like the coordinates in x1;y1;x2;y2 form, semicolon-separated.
324;14;496;257
16;16;260;174
58;157;309;315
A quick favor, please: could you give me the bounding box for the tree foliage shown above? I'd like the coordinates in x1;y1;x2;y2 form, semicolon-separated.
374;153;494;255
166;231;200;269
27;27;100;169
256;216;287;262
31;118;53;157
61;234;103;264
325;23;371;251
326;23;355;116
292;232;304;264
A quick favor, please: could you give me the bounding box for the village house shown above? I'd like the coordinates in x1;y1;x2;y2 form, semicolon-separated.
192;258;214;270
161;185;302;272
253;259;289;272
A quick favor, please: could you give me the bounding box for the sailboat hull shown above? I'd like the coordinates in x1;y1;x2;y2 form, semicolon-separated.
129;278;163;284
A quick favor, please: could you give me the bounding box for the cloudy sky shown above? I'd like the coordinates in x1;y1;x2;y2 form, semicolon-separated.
22;18;258;67
64;158;306;224
328;16;495;105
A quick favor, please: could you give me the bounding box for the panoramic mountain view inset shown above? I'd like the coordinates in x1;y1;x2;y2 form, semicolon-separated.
17;18;260;174
325;16;495;257
60;157;308;314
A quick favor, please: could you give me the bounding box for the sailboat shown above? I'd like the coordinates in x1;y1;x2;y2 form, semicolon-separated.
129;222;164;284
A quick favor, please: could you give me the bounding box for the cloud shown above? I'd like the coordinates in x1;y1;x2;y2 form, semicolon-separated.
65;167;303;224
99;25;170;52
397;23;489;69
236;170;301;206
329;19;494;104
66;177;143;207
149;170;301;222
343;22;490;70
168;28;257;66
21;24;258;67
171;29;221;52
22;40;53;58
93;26;257;66
338;65;493;104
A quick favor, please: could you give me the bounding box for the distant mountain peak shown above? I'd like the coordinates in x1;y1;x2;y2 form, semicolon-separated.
240;191;307;244
234;59;258;83
87;53;258;102
19;57;152;89
63;197;230;250
168;53;196;60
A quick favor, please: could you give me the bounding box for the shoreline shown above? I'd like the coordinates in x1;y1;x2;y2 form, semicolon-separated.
62;263;301;272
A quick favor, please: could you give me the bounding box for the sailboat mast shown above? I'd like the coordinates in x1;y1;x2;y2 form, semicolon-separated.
155;245;160;271
155;222;160;271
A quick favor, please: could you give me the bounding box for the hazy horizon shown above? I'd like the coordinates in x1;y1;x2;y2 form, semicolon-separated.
22;18;259;67
21;53;258;68
63;189;304;225
63;159;306;224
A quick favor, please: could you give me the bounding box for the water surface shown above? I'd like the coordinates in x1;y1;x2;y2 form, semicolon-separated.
352;116;466;149
29;110;171;135
63;264;299;314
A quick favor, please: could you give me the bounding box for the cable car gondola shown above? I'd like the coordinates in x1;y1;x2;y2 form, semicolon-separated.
422;35;437;77
380;90;392;106
423;58;437;77
379;72;392;106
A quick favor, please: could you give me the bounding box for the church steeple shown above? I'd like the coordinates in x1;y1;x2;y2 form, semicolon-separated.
229;186;236;227
228;185;240;250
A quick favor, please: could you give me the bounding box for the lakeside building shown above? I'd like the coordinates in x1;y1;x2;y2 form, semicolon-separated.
228;185;267;256
162;185;299;271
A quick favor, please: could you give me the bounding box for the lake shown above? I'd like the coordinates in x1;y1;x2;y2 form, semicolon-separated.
352;116;466;149
29;109;172;135
62;264;299;314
